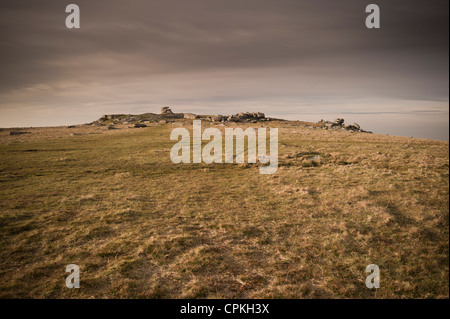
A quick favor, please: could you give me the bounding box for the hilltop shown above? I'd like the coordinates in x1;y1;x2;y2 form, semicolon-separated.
0;107;448;298
2;106;374;139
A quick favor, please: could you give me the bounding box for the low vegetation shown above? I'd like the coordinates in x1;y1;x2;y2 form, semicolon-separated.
0;119;448;298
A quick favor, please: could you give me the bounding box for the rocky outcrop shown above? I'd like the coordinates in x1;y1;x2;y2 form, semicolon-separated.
93;107;184;125
212;115;224;122
89;108;370;134
317;118;371;133
207;112;267;123
93;108;271;126
161;106;173;114
184;113;199;120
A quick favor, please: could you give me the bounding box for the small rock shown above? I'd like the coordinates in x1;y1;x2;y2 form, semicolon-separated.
212;115;224;122
183;113;198;120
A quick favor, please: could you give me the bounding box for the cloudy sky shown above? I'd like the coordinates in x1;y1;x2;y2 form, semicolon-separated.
0;0;448;140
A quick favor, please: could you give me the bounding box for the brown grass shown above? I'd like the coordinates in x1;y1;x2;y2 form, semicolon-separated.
0;120;448;298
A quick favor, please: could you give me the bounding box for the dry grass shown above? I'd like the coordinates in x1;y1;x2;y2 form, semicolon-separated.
0;120;448;298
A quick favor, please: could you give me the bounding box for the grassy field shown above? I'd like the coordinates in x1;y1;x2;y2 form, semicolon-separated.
0;120;448;298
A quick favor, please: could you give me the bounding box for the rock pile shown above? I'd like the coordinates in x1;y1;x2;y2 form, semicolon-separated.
93;107;184;125
161;106;173;114
184;113;199;120
92;108;272;126
88;107;371;134
317;118;371;133
205;112;268;123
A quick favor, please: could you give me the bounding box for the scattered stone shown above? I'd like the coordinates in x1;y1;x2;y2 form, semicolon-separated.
212;115;224;122
227;115;240;122
91;109;372;136
203;112;267;123
184;113;198;120
67;125;76;128
317;118;369;133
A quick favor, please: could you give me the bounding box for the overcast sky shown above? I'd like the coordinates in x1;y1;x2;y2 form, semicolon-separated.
0;0;448;140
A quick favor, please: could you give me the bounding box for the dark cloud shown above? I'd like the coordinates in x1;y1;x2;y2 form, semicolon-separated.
0;0;448;139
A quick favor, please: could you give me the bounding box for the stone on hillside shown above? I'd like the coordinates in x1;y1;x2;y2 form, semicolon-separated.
184;113;198;120
227;115;240;122
161;106;173;114
134;123;147;128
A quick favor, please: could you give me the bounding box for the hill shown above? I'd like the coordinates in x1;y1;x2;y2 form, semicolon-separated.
0;112;448;298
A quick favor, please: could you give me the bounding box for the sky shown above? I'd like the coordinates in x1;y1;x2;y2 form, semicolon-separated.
0;0;448;140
